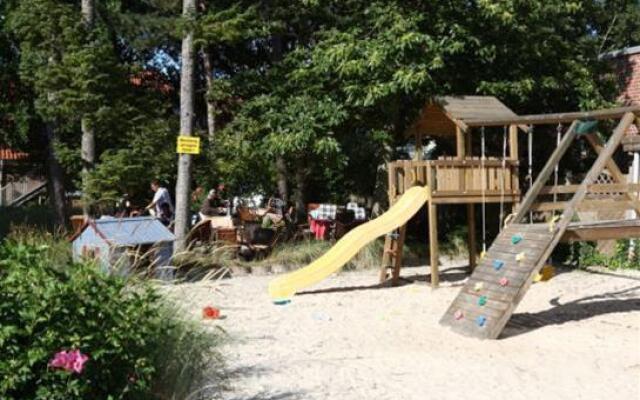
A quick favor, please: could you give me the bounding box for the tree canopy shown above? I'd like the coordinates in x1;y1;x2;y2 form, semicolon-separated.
1;0;638;216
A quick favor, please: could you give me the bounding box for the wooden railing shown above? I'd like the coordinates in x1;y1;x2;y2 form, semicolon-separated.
0;176;47;206
388;157;520;204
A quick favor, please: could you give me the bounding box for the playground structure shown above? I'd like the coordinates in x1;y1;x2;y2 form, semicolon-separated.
381;96;523;287
268;99;639;339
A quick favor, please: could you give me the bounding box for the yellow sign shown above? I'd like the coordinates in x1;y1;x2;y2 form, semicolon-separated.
176;136;201;154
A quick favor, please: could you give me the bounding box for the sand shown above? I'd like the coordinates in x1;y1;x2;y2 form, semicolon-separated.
164;263;640;400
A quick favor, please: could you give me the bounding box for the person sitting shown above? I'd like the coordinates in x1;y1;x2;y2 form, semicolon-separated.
199;189;227;220
261;193;285;228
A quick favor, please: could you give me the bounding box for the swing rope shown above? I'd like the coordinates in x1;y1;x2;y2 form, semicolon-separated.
499;126;507;230
527;126;534;223
481;126;487;254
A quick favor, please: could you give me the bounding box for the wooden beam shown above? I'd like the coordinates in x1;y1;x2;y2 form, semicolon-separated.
562;220;640;241
464;105;640;127
532;200;640;212
585;133;640;216
513;120;579;222
540;183;640;195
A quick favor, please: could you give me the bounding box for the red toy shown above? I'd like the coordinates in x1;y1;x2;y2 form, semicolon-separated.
202;306;221;319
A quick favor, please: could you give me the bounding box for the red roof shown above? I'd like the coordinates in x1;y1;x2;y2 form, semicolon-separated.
0;146;29;161
129;70;173;95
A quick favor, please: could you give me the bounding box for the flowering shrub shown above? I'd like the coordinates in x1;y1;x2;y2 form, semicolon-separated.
0;241;224;399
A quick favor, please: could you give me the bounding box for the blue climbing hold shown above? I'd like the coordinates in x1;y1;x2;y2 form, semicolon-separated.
476;315;487;327
273;299;291;305
511;234;523;245
492;259;504;270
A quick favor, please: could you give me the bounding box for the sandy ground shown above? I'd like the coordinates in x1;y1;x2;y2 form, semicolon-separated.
165;263;640;400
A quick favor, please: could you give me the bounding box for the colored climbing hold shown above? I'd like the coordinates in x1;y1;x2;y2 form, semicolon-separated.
492;259;504;271
476;315;487;327
499;277;509;286
478;295;488;306
480;251;487;260
511;234;523;245
273;299;291;305
473;282;484;292
515;252;526;262
454;310;464;320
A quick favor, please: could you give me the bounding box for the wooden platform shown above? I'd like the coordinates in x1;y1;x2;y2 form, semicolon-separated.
440;223;555;339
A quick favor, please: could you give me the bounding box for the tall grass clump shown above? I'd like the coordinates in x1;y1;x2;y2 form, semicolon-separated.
0;239;225;400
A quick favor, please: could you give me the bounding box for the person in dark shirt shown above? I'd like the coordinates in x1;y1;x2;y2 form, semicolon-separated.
199;189;227;219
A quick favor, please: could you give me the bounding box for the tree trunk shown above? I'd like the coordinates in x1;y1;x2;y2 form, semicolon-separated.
81;0;95;27
293;162;306;220
174;0;197;254
276;156;288;203
80;0;95;216
80;118;95;215
201;48;216;141
270;35;289;204
44;123;67;226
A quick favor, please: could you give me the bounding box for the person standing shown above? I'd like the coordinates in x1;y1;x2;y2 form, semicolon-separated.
145;179;173;217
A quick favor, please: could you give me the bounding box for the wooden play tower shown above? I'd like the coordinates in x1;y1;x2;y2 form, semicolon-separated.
381;96;524;287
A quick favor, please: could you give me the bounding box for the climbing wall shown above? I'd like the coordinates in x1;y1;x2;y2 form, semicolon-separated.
440;223;556;340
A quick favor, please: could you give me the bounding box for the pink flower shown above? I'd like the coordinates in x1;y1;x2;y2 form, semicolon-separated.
49;349;89;374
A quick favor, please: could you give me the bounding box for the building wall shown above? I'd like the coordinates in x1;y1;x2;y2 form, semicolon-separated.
616;52;640;105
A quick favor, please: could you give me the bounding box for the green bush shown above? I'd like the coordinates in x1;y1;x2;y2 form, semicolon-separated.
575;240;640;270
0;241;224;400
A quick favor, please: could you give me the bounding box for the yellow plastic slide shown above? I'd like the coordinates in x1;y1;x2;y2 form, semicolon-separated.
268;186;430;300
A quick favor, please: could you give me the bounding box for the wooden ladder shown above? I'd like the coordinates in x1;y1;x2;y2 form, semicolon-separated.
440;112;636;339
379;225;407;285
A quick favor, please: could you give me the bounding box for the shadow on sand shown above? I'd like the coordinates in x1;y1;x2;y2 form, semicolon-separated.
502;285;640;338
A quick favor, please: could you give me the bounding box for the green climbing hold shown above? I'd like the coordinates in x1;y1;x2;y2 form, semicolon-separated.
575;119;598;135
478;295;488;306
511;234;523;245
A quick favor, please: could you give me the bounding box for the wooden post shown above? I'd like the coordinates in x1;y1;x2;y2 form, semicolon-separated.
456;126;465;159
509;124;520;212
465;129;478;271
428;201;439;288
426;164;439;288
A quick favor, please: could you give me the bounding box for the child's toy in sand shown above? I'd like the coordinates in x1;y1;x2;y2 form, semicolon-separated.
534;265;556;282
202;306;221;319
273;299;291;305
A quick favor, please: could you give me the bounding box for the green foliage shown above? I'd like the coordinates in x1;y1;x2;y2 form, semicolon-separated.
0;241;224;399
575;240;640;270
